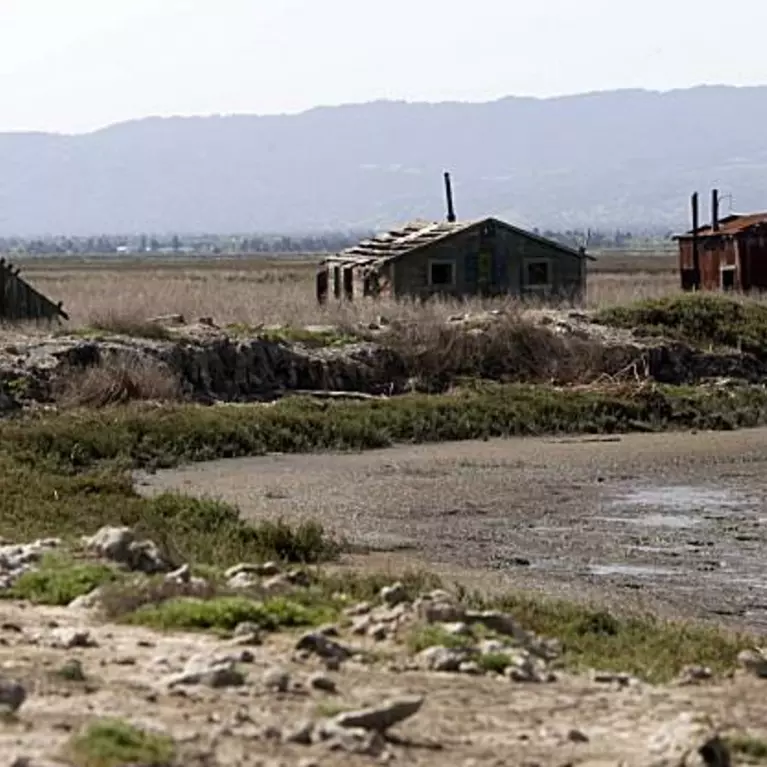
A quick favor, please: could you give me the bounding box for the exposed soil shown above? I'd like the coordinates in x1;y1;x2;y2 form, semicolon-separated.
138;427;767;635
1;600;767;767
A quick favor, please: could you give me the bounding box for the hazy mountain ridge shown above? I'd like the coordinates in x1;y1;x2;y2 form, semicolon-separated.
2;85;767;236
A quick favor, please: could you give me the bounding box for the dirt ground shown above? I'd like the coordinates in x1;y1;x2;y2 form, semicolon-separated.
138;427;767;634
2;599;767;767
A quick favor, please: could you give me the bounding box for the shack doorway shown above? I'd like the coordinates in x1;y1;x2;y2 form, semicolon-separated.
721;266;736;291
343;267;354;300
316;269;329;304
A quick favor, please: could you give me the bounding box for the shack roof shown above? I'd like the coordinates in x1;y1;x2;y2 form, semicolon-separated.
676;212;767;240
321;216;594;267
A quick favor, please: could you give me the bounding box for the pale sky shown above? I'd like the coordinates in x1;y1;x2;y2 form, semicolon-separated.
1;0;767;134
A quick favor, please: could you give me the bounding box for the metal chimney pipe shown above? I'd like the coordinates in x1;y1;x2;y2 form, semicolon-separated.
444;172;456;223
691;191;700;290
712;188;720;232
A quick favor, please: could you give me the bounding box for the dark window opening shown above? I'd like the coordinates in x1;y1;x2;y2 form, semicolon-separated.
721;268;735;291
526;261;550;287
332;266;341;298
430;261;455;286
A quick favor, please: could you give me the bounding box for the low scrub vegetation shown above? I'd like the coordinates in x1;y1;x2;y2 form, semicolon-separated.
5;554;118;606
480;591;748;683
87;310;176;340
1;382;766;565
120;594;334;632
6;383;767;474
62;718;176;767
384;312;610;390
597;294;767;356
52;353;184;408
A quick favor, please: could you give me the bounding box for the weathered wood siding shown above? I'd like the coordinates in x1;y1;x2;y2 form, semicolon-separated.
392;222;585;299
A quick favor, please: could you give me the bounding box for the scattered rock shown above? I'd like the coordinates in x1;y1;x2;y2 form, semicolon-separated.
344;602;372;618
318;722;387;756
82;526;170;573
458;660;483;675
225;562;280;580
0;677;26;713
309;672;337;694
231;622;262;646
165;657;246;689
295;632;353;663
283;719;315;745
645;712;730;767
263;667;291;693
68;587;104;611
417;595;466;624
380;582;408;607
738;648;767;678
368;624;388;641
50;628;97;650
417;646;470;672
164;563;192;583
679;665;714;685
331;695;424;733
55;659;87;682
226;571;260;590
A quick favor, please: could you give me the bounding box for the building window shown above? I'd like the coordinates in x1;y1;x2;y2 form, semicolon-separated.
721;266;735;291
524;259;551;289
429;260;455;287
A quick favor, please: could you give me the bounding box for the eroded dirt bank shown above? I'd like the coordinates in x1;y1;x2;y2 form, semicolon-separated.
138;427;767;633
3;308;767;410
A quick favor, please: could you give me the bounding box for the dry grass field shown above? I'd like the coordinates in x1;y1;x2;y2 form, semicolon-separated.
9;248;681;330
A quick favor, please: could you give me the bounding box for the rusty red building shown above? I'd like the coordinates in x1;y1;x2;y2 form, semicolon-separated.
676;190;767;292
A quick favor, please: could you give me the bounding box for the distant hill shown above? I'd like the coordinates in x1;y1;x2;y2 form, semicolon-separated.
2;85;767;236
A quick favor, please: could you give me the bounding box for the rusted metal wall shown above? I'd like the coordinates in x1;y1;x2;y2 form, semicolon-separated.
0;259;68;323
679;232;767;292
741;233;767;291
678;238;738;291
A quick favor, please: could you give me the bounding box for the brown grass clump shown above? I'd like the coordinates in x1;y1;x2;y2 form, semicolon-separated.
385;311;609;390
53;353;184;408
87;310;175;340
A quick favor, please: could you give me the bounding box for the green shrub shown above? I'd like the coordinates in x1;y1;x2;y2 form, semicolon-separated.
62;718;175;767
6;555;118;606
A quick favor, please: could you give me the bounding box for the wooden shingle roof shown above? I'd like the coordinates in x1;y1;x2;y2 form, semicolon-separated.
322;217;591;267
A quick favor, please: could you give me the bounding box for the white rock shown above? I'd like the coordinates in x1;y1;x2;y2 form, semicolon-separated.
417;646;469;672
50;628;97;650
263;667;291;693
331;695;424;733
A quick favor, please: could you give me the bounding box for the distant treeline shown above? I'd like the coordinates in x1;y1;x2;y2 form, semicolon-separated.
1;228;670;256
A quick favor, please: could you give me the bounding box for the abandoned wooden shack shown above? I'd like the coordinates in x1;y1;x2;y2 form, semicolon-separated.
0;259;69;322
316;175;593;303
676;189;767;292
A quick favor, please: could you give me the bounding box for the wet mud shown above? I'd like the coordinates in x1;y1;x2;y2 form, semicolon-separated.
137;427;767;633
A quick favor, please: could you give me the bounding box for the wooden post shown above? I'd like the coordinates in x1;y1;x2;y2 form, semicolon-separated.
0;261;6;319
